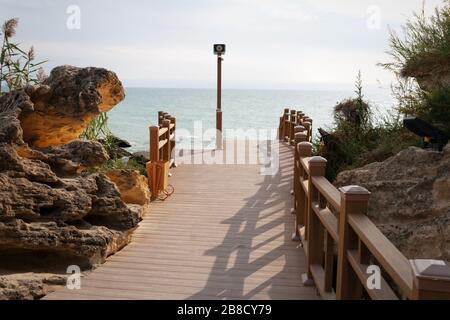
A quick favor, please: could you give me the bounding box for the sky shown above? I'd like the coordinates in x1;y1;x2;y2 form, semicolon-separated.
0;0;445;90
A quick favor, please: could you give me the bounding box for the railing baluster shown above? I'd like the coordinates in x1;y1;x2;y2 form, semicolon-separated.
304;156;327;284
336;185;371;299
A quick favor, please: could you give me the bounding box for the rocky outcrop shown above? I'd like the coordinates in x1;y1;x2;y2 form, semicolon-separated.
19;66;125;148
105;170;151;206
0;66;140;299
401;53;450;92
0;273;66;300
335;144;450;261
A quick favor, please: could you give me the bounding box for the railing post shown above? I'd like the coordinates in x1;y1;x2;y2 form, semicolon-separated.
410;260;450;300
303;121;312;142
303;156;327;286
158;111;165;125
278;116;284;141
336;185;371;299
169;116;176;167
283;111;290;142
291;125;306;196
162;119;171;162
292;137;309;242
289;110;297;145
149;126;159;162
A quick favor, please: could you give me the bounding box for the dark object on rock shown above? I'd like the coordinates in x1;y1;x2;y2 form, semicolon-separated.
98;135;131;148
403;117;449;151
318;128;332;144
113;136;131;148
129;151;149;167
317;128;346;181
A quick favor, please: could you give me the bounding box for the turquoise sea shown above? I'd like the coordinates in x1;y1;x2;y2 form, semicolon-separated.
108;88;395;152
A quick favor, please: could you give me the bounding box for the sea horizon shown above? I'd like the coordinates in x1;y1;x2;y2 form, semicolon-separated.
109;87;395;152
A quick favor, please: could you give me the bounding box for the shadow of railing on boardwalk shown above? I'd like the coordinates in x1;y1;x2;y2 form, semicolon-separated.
189;143;310;299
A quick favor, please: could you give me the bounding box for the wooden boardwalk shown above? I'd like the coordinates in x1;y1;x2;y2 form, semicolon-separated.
45;142;318;300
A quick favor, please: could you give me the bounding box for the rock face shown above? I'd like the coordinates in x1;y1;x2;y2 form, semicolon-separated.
335;144;450;261
19;66;125;148
0;66;139;299
105;170;151;205
0;273;66;300
402;53;450;92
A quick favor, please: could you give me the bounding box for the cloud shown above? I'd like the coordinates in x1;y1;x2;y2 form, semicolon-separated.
1;0;443;89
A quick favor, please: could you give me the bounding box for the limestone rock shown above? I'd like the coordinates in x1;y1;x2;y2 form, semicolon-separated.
129;151;150;168
401;53;450;92
0;144;134;229
0;220;133;267
127;204;150;221
335;144;450;260
19;66;125;148
0;65;138;300
0;273;70;300
105;170;151;205
16;140;109;175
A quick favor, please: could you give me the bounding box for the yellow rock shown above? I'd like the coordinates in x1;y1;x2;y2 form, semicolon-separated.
106;170;151;205
19;66;125;148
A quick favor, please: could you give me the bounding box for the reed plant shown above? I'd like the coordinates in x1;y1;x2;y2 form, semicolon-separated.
0;18;47;95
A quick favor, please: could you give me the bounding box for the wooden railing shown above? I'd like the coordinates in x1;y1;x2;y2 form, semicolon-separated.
150;111;176;167
279;108;450;300
279;108;312;144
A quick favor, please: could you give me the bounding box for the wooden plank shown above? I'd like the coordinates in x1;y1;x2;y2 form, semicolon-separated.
347;250;398;300
158;139;168;149
300;157;310;174
348;214;414;298
311;203;339;242
310;264;336;300
311;176;340;210
158;127;168;136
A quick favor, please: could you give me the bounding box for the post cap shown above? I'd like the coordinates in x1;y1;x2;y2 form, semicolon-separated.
339;185;371;201
294;125;306;133
297;141;312;149
308;156;327;165
339;185;370;194
295;132;308;142
411;259;450;293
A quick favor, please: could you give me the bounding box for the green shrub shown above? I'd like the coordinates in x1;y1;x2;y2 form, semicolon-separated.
315;73;421;181
382;1;450;136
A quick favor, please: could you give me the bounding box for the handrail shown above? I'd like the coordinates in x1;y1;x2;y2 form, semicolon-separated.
148;111;177;201
150;111;176;165
348;213;414;296
312;176;340;211
158;127;168;137
158;139;168;149
279;108;450;300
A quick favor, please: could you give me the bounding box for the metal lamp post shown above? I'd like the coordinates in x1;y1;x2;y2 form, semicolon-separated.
214;44;225;150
